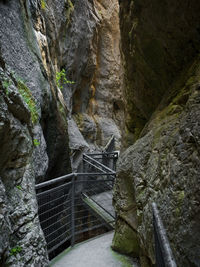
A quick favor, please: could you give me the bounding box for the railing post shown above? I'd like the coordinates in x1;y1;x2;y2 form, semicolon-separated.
71;174;75;247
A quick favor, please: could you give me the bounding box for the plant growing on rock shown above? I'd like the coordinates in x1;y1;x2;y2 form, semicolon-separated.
10;246;22;256
17;79;38;124
16;185;22;190
2;80;11;90
33;139;40;146
56;69;75;90
65;0;74;25
2;79;11;95
41;0;46;9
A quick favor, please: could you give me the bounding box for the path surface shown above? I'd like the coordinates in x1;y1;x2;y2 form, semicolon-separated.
50;231;139;267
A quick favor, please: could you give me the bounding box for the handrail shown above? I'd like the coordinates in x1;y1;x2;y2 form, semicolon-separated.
82;158;107;174
103;135;115;153
86;152;118;156
35;173;74;190
83;153;116;174
36;138;117;257
74;173;115;176
152;202;177;267
36;172;115;189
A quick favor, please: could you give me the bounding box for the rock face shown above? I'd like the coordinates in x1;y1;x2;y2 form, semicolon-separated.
119;0;200;145
60;0;124;169
0;64;49;265
113;0;200;266
0;0;124;265
0;0;72;265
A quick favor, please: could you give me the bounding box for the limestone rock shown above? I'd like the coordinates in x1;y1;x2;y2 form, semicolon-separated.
112;218;140;257
60;0;124;151
0;67;48;266
0;1;124;264
119;0;200;144
0;0;72;265
113;59;200;266
113;1;200;266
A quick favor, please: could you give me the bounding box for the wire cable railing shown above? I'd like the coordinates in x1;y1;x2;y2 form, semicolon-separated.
35;139;118;259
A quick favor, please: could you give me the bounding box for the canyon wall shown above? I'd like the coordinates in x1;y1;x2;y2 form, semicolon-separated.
0;0;123;265
61;0;124;169
112;0;200;266
0;0;73;265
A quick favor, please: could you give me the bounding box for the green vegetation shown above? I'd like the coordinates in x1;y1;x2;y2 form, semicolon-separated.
177;191;185;202
65;0;74;25
2;80;11;90
16;185;22;190
33;139;40;146
112;221;140;257
56;69;75;90
41;0;46;9
17;79;38;124
2;80;11;95
10;246;22;256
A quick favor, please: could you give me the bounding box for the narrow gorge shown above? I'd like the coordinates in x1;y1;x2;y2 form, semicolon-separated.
0;0;200;266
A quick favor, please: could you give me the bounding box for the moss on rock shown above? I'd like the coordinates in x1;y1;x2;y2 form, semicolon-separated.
65;0;74;26
17;80;38;124
112;218;140;257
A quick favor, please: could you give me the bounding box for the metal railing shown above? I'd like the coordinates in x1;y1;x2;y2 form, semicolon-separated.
104;135;115;153
36;149;118;258
82;153;116;174
152;202;177;267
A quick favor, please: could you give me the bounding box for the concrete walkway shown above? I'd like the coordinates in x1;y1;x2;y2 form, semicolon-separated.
50;231;139;267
